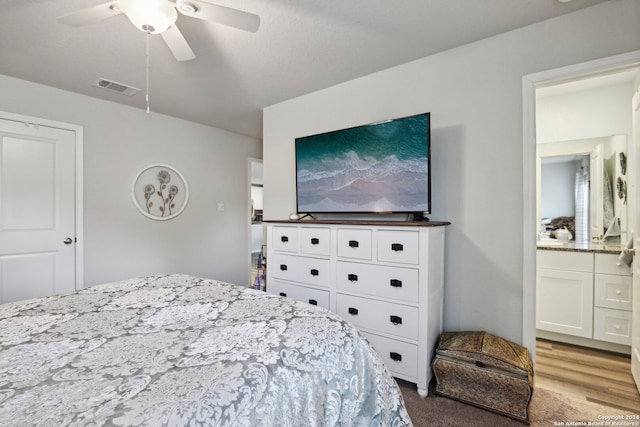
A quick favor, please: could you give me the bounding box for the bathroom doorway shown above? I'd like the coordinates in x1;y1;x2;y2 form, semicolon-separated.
248;158;265;288
523;51;640;401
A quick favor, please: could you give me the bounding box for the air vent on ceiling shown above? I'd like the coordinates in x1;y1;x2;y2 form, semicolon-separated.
93;78;141;96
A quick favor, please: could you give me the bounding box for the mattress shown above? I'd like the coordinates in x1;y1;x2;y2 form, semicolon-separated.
0;274;412;426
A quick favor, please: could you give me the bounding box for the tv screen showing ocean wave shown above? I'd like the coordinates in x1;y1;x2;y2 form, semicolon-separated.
295;113;430;214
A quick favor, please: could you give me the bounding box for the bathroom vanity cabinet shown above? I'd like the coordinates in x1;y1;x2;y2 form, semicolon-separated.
537;248;632;350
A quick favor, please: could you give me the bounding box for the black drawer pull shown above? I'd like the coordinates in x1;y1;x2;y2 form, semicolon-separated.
390;352;402;362
281;236;289;243
310;269;319;276
475;361;486;368
348;307;359;316
348;240;359;248
311;238;319;245
348;274;358;282
279;292;287;297
390;279;402;288
391;243;404;252
390;315;402;325
309;299;318;306
280;264;288;271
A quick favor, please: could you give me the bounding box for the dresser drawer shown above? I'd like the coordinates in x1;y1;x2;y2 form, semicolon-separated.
378;230;419;265
594;273;632;311
337;229;372;260
300;227;331;256
337;294;418;340
272;226;299;253
593;307;631;345
595;253;632;276
336;261;418;303
268;281;330;310
271;254;330;288
364;332;418;379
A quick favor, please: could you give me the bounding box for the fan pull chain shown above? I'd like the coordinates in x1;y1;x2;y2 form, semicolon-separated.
146;31;150;114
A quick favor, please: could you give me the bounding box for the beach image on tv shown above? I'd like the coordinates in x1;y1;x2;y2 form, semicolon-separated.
296;114;429;213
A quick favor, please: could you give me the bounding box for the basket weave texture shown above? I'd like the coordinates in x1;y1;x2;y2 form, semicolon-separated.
432;331;534;424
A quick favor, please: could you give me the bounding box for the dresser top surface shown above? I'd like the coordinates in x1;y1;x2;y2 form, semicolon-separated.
264;220;450;227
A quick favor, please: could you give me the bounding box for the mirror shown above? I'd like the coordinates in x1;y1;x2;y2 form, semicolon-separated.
537;135;627;245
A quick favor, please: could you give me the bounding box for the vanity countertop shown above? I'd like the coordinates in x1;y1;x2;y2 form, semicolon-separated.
536;240;621;254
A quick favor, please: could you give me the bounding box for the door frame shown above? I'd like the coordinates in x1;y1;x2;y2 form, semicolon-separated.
522;49;640;358
0;110;84;289
247;157;263;287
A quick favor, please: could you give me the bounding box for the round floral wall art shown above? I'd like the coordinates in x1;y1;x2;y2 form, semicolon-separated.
131;164;189;220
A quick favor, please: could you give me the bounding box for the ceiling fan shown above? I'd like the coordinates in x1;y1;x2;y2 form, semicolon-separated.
57;0;260;62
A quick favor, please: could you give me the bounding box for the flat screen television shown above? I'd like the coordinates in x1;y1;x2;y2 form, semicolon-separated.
295;112;431;215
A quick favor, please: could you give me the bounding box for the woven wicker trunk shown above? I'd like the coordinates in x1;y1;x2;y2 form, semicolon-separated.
432;331;534;424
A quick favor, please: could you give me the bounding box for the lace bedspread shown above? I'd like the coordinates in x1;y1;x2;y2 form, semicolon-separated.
0;274;412;426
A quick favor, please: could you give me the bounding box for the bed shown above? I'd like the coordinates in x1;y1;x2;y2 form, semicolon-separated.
0;274;412;426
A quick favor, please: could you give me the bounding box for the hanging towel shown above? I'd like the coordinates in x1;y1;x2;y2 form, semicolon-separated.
618;236;634;268
603;217;621;244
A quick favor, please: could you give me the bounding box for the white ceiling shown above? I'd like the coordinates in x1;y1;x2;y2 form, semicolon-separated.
0;0;611;139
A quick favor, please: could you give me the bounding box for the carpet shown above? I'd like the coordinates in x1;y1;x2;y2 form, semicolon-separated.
399;380;635;426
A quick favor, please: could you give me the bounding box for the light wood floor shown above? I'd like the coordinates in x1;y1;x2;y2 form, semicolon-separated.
536;339;640;413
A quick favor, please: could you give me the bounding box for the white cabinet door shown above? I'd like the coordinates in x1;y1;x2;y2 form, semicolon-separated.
536;268;594;338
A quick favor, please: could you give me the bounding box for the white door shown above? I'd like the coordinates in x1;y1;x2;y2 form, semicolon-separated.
0;118;76;303
632;88;640;391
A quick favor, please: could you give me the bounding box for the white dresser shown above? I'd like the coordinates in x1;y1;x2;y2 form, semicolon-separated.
265;220;448;397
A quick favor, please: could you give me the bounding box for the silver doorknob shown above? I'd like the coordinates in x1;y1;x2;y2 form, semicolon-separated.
63;238;73;244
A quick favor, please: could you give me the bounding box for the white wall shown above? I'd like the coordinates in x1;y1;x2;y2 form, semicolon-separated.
0;75;262;287
537;82;633;143
263;0;640;345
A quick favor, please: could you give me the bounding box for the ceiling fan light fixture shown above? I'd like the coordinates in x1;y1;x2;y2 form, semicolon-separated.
118;0;177;34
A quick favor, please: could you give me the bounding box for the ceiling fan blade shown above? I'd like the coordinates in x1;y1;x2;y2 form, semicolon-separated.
176;0;260;33
161;25;196;61
57;1;122;27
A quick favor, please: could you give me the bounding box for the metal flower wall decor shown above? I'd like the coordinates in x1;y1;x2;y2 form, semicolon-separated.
132;164;189;220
